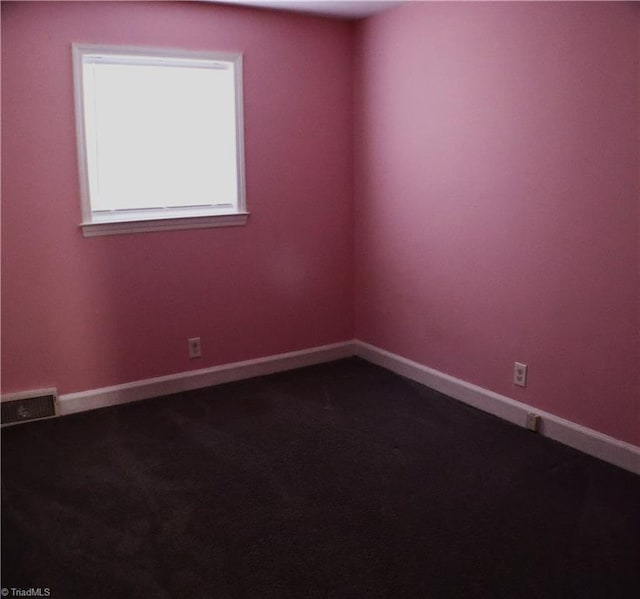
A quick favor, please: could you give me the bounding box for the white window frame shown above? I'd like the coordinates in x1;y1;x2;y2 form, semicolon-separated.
72;43;248;237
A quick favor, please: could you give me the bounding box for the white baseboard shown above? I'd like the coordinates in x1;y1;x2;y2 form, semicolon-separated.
58;341;355;416
353;341;640;475
20;338;639;475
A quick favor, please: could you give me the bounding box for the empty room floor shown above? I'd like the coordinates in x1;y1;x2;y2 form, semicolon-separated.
2;358;639;598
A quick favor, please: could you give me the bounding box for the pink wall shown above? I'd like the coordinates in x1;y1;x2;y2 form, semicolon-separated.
3;1;639;447
1;1;354;394
354;1;640;445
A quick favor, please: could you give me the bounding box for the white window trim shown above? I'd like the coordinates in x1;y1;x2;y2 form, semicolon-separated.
72;43;248;237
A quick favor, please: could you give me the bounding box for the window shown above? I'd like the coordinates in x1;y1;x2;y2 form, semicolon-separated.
72;44;247;236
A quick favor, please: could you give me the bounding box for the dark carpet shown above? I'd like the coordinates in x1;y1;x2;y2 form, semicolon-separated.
2;358;639;598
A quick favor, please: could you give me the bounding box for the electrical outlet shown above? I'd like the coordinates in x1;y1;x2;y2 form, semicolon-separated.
188;337;202;359
526;412;541;432
513;362;528;387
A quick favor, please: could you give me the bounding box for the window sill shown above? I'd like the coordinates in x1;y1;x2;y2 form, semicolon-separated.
81;212;249;237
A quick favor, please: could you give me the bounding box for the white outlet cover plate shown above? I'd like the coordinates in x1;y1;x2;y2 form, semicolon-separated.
513;362;528;387
188;337;202;359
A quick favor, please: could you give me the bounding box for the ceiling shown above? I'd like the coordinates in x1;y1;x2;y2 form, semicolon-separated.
206;1;405;20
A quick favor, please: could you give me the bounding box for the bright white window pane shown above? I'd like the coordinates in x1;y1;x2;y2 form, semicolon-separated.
83;61;238;212
74;45;247;235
